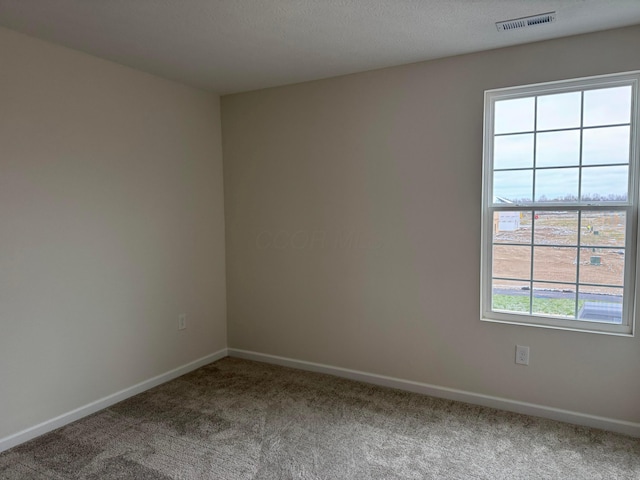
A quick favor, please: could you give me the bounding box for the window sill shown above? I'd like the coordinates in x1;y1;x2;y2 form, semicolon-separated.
480;314;634;336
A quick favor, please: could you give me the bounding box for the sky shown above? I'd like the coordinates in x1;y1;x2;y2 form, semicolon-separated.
492;86;633;203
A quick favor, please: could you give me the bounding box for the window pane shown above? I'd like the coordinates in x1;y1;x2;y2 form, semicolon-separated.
535;168;579;202
533;211;578;245
580;211;626;247
493;245;531;280
577;286;623;324
536;130;580;168
579;247;624;286
532;282;576;318
492;279;530;314
493;170;532;203
494;134;534;170
493;211;532;244
583;86;632;127
537;92;581;130
494;97;535;134
533;246;577;283
580;165;628;202
582;126;630;165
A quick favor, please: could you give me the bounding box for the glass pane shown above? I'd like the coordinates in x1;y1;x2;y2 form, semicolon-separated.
583;86;632;127
494;134;534;170
493;245;531;280
577;286;623;324
579;247;624;286
536;130;580;168
494;97;535;134
492;279;530;314
535;168;579;202
533;246;577;283
580;165;628;202
493;170;532;203
532;282;576;318
533;211;578;245
537;92;581;130
493;211;532;244
580;211;626;247
582;126;630;165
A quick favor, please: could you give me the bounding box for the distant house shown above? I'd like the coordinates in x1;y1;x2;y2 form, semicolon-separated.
493;197;520;233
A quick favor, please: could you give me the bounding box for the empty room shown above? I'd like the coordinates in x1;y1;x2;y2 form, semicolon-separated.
1;1;640;478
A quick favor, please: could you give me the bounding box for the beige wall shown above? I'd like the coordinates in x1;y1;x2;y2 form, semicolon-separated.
0;27;226;439
222;25;640;423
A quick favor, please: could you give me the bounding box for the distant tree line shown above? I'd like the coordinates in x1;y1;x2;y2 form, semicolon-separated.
508;193;628;203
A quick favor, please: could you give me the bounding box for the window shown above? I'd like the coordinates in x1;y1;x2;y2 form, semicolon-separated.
481;72;640;335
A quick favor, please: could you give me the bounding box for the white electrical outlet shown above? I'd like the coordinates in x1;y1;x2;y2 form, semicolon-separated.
178;314;187;330
515;345;529;365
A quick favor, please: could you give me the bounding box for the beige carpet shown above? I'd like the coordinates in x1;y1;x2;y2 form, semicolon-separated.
1;357;639;479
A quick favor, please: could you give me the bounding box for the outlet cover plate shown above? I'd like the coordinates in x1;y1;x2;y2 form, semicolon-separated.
515;345;529;365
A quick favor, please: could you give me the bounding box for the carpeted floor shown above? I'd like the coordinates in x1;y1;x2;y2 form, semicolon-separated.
1;357;639;479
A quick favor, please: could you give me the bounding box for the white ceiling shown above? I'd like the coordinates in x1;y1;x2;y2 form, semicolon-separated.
1;1;639;94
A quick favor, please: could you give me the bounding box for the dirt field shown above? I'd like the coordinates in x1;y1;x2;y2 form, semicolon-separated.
492;211;625;295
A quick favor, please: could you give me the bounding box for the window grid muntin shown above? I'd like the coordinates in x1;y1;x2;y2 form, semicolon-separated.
492;276;624;289
494;163;629;173
528;97;538;315
494;122;632;137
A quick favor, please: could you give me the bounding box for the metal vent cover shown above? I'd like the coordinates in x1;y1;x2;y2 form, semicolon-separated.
496;12;556;32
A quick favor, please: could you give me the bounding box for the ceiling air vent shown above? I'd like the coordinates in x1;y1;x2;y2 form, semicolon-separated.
496;12;556;32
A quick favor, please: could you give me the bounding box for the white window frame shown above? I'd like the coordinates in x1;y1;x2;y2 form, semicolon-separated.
481;71;640;335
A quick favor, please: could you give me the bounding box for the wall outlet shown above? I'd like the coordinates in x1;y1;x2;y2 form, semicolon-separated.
178;314;187;330
515;345;529;365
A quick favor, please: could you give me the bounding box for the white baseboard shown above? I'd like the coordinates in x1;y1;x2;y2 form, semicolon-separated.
0;348;228;453
4;346;637;453
228;348;640;438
